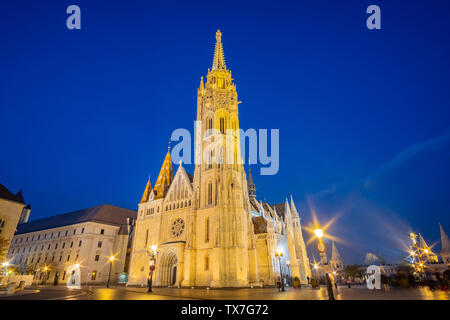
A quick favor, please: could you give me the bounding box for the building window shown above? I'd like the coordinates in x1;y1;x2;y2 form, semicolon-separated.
98;241;102;248
78;240;82;247
59;256;62;262
95;255;99;262
70;242;73;248
48;244;51;250
91;271;97;280
67;255;70;261
205;217;210;243
207;183;213;205
62;271;66;280
100;229;105;235
65;231;68;236
73;229;76;235
220;117;225;134
62;243;65;249
205;255;209;271
145;230;149;247
81;228;85;234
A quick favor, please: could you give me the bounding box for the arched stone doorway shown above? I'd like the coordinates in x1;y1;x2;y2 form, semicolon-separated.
159;251;178;287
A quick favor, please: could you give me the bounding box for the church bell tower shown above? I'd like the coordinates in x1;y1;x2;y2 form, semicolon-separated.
189;30;253;287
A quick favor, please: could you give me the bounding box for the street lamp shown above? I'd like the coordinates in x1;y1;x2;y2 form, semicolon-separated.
313;226;334;300
106;256;116;288
147;245;159;293
314;228;324;239
275;247;285;292
41;266;49;285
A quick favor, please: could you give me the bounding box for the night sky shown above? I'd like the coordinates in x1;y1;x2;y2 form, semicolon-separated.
1;0;449;264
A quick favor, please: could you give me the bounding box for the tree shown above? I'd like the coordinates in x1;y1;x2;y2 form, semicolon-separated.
344;264;362;279
364;252;378;265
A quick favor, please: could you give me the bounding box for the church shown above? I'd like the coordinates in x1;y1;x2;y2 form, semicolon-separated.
127;30;311;288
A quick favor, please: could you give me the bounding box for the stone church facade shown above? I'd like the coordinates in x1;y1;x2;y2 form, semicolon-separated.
127;30;311;288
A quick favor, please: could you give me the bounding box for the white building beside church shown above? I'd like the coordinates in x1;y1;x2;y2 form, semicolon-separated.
6;204;136;285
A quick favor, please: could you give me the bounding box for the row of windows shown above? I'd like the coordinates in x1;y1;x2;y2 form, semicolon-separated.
14;228;105;244
11;240;102;255
204;117;238;135
13;242;104;265
165;200;191;211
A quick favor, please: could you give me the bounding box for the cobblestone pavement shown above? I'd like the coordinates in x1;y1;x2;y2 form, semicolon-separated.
75;285;450;300
1;285;449;300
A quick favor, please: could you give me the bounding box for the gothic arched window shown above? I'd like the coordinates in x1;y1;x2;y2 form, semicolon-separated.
204;254;209;271
207;182;213;205
220;117;225;134
205;217;210;243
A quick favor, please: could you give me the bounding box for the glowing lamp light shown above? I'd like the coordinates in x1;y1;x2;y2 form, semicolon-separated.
2;262;10;267
151;245;158;251
275;247;284;257
75;263;80;268
314;264;319;270
424;249;429;254
314;228;324;239
109;256;116;262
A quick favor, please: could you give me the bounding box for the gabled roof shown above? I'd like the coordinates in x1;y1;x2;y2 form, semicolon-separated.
272;203;287;220
16;204;136;235
249;197;260;213
0;183;25;204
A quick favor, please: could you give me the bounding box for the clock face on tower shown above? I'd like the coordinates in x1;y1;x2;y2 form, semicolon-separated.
171;218;185;237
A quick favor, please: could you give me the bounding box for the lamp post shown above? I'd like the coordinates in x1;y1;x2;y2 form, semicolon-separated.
106;256;115;288
147;245;159;293
41;266;49;285
313;227;334;300
275;247;285;292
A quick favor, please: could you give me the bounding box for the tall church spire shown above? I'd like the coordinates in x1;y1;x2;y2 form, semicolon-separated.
290;193;300;219
212;30;226;70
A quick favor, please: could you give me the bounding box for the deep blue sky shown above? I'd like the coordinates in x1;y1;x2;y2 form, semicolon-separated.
1;0;449;264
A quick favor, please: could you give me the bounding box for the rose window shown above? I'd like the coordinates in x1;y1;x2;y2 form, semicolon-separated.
171;218;185;237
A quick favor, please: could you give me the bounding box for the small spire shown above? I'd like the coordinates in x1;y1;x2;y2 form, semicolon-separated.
248;162;256;198
168;139;171;151
200;76;204;91
140;177;152;203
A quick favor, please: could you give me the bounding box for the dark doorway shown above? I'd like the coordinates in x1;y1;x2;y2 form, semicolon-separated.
172;266;177;286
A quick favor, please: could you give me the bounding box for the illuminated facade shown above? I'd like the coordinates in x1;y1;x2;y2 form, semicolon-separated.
127;31;311;288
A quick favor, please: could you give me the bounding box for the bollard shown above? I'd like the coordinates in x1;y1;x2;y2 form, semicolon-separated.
7;282;16;294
